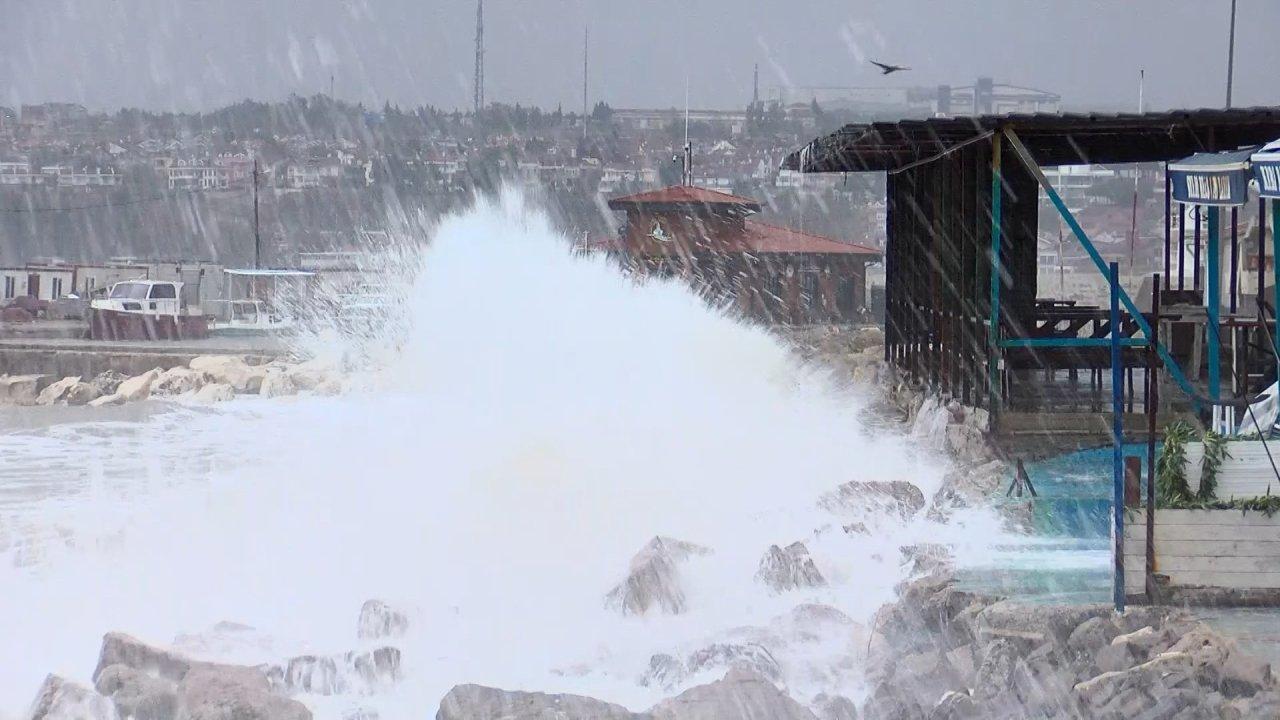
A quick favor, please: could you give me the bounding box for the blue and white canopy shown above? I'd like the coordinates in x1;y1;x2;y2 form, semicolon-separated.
1252;140;1280;199
1169;147;1257;206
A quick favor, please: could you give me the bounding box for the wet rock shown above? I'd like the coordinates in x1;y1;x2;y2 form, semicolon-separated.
64;381;102;405
26;674;118;720
95;663;178;720
152;366;208;396
648;666;817;720
976;601;1109;649
265;647;401;696
259;371;298;399
94;632;193;683
605;536;711;616
942;425;991;464
357;599;409;640
641;653;687;690
930;461;1007;514
927;691;975;720
36;376;81;405
88;370;126;396
286;359;337;392
756;542;826;592
687;642;783;683
88;392;125;407
1220;647;1274;697
820;480;926;520
189;355;266;394
812;693;858;720
1072;651;1196;712
899;544;953;577
193;382;235;403
436;684;638;720
0;373;52;405
1066;616;1120;654
179;663;311;720
972;639;1019;701
1095;641;1138;674
115;368;162;402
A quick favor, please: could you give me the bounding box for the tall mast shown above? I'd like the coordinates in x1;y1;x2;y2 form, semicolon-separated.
252;158;261;270
474;0;485;114
1226;0;1237;108
582;25;589;139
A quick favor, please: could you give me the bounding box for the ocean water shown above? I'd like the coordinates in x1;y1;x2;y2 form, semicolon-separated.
0;192;1018;718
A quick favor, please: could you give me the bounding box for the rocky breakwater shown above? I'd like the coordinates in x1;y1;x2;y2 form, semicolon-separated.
860;560;1278;719
0;355;343;409
21;598;407;720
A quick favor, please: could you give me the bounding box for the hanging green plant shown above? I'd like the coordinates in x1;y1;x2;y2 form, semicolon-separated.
1156;421;1195;506
1198;430;1230;501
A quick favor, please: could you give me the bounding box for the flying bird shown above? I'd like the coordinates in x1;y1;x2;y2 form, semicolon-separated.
870;60;911;75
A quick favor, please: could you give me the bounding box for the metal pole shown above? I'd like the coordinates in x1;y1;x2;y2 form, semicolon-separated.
1274;200;1280;359
1226;0;1238;109
1146;273;1160;603
1195;207;1202;291
1209;206;1222;407
1179;203;1187;290
1230;207;1239;314
252;158;261;271
1164;167;1172;282
989;134;1003;415
1111;261;1126;613
1260;197;1268;310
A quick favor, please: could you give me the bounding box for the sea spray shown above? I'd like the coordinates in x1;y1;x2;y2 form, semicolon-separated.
0;191;1005;717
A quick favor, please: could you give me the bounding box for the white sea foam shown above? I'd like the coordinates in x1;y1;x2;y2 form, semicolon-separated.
0;191;1008;717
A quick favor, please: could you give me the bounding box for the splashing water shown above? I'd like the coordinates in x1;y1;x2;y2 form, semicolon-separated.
0;192;1006;717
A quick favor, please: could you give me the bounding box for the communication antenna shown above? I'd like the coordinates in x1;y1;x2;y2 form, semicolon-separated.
583;25;589;139
1226;0;1237;108
1138;68;1145;113
474;0;485;114
683;77;692;185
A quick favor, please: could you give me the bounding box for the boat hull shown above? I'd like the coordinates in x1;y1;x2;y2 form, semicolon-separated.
89;308;209;341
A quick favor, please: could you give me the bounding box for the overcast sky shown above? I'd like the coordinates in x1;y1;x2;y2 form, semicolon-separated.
3;0;1277;114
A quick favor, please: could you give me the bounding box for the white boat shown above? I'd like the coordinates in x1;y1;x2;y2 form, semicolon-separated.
88;279;209;340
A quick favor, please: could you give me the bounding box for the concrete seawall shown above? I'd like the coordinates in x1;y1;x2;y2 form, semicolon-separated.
0;337;288;378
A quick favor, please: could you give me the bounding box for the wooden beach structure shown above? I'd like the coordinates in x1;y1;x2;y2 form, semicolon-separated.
785;108;1280;609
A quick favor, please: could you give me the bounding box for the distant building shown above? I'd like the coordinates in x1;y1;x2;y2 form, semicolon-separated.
612;108;749;136
598;185;879;325
777;77;1060;117
284;160;341;189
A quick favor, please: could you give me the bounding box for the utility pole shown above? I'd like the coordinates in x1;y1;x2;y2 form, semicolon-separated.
252;158;261;270
1138;68;1145;113
753;63;759;107
582;25;589;139
474;0;485;115
1226;0;1237;108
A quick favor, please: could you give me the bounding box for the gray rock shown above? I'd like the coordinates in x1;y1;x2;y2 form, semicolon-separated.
189;356;266;394
1073;651;1196;711
436;684;639;720
1219;648;1273;697
259;371;298;399
152;367;208;396
115;368;162;402
64;380;102;405
1067;616;1120;654
927;691;975;720
640;653;687;690
812;693;858;720
265;647;401;696
0;374;52;405
89;370;127;396
687;643;783;683
178;664;311;720
972;639;1018;701
605;537;711;616
26;674;119;720
930;461;1007;513
942;425;991;465
756;542;826;592
820;480;925;520
976;601;1110;648
95;663;178;720
357;599;409;640
1095;641;1138;674
648;667;817;720
94;632;193;684
193;383;235;403
36;376;82;405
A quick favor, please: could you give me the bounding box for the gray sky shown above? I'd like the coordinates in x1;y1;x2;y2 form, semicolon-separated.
3;0;1278;114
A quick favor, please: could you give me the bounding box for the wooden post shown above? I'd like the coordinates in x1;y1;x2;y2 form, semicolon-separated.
1111;261;1126;613
1164;167;1172;283
1208;207;1222;410
1194;207;1202;292
1124;456;1142;508
1230;207;1239;315
1146;273;1160;603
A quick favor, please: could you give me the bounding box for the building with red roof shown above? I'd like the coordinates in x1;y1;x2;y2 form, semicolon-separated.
602;185;878;325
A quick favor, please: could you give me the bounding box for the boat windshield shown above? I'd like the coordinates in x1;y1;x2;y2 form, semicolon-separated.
109;282;150;300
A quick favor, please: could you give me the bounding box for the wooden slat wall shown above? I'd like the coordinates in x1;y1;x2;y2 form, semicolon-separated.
1182;442;1280;499
1123;509;1280;593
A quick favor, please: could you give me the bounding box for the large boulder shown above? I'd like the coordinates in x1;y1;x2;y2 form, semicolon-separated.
357;599;409;640
36;376;82;405
285;359;338;392
931;461;1008;514
259;371;298;399
647;667;817;720
189;356;266;394
152;367;208;396
819;480;925;520
95;663;178;720
115;368;163;402
178;664;311;720
436;684;638;720
686;643;783;683
756;542;826;592
605;537;711;616
89;370;127;396
26;674;119;720
64;381;103;406
0;374;52;405
193;383;236;403
94;632;193;684
263;647;401;696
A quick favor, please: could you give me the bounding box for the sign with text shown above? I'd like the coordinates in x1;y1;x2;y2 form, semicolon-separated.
1169;148;1256;206
1252;141;1280;199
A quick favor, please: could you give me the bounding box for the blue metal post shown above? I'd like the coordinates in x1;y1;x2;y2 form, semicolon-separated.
1110;261;1125;613
988;135;1003;414
1208;206;1221;404
1273;200;1280;359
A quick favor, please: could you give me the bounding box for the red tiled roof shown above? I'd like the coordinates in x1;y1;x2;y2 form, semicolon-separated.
607;185;763;212
740;221;880;255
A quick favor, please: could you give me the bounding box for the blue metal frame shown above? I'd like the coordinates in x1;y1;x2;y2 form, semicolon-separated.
1110;262;1125;613
1207;207;1222;402
1273;200;1280;359
1001;337;1146;349
1002;129;1198;402
989;135;1003;412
